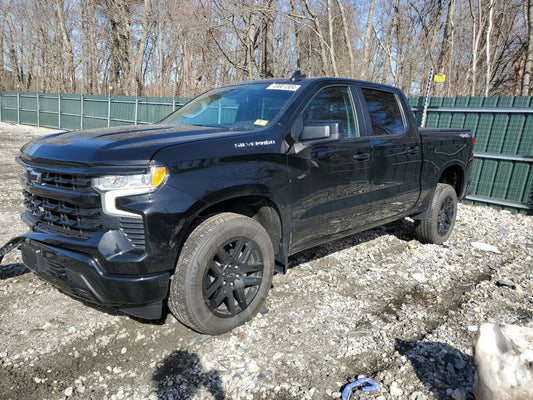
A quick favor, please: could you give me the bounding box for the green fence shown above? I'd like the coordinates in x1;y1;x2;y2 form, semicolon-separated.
0;92;189;130
410;96;533;213
1;92;532;213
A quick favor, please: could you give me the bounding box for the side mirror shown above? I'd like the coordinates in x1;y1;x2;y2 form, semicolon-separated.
300;122;340;142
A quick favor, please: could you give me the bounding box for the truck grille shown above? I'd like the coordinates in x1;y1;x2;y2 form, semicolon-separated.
22;191;108;239
20;163;146;248
33;170;93;192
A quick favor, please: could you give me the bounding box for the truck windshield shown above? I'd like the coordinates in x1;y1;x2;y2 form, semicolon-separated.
161;83;300;130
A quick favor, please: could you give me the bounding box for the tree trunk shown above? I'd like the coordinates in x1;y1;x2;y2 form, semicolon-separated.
436;0;455;96
108;0;133;95
290;0;301;70
361;0;375;80
81;0;98;94
469;0;483;96
54;0;75;92
326;0;339;77
485;0;494;96
0;11;4;91
382;0;399;83
262;0;275;78
244;0;259;80
132;0;152;95
5;10;22;87
303;0;329;75
522;0;533;95
335;0;355;77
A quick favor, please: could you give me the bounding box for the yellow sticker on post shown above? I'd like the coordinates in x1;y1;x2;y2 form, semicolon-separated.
254;119;269;126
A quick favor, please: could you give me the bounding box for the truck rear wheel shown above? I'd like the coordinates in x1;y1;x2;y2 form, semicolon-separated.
168;212;274;335
414;183;458;245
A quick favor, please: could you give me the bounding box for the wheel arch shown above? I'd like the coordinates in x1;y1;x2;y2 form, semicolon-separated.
412;163;465;221
439;164;466;198
177;188;288;274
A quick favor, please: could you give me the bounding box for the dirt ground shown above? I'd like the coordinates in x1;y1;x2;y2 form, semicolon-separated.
0;122;531;400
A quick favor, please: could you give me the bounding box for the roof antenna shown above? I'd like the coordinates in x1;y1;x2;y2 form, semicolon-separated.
290;70;306;82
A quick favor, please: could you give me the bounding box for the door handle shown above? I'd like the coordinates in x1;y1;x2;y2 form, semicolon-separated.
407;146;419;154
353;153;369;161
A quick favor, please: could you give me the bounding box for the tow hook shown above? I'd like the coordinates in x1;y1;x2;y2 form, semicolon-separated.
0;237;24;264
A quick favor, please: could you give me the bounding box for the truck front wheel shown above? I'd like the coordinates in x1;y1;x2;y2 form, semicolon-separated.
414;183;458;245
168;212;274;335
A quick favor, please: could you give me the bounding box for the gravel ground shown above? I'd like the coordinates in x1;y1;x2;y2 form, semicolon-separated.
0;121;532;400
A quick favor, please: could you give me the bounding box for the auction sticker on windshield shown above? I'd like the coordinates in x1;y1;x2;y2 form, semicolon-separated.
266;83;301;91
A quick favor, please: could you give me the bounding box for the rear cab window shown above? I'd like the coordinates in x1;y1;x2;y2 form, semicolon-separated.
360;87;406;136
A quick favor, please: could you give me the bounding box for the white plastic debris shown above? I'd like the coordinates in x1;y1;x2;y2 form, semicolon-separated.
471;242;501;254
473;323;533;400
411;273;427;283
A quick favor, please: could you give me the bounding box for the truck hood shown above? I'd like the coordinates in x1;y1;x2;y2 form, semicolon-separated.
20;124;240;166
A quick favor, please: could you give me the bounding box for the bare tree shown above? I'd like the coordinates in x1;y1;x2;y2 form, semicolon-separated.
325;0;339;76
468;0;484;95
130;0;153;95
522;0;533;95
261;0;276;78
435;0;455;96
81;1;98;94
0;7;6;91
485;0;494;96
335;0;355;77
380;0;400;84
54;0;76;92
106;0;134;95
301;0;330;75
361;0;375;80
0;0;529;98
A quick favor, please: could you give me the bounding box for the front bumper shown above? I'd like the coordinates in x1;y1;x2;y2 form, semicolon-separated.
20;238;170;319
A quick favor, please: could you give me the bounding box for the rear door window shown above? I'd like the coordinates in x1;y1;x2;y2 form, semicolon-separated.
361;88;405;136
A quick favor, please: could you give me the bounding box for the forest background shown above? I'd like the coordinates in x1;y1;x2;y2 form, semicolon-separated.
1;0;532;99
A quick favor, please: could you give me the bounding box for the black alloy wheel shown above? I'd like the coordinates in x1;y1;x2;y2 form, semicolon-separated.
437;195;455;237
203;237;264;318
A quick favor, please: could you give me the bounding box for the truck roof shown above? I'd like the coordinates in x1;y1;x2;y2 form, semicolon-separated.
226;76;404;94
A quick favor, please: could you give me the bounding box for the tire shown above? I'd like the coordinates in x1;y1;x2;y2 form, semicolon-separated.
414;183;458;245
168;212;275;335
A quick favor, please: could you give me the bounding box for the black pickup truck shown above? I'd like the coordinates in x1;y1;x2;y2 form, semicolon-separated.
1;75;474;334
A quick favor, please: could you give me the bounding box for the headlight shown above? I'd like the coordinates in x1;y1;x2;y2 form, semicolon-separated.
92;165;168;218
92;166;168;192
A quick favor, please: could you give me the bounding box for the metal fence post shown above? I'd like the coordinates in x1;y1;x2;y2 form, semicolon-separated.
421;67;433;128
17;91;20;124
58;93;62;129
37;92;40;127
107;96;111;127
0;93;2;122
134;96;138;125
80;94;84;130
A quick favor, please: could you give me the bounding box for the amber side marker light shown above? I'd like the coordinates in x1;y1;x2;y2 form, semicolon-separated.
152;166;168;187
